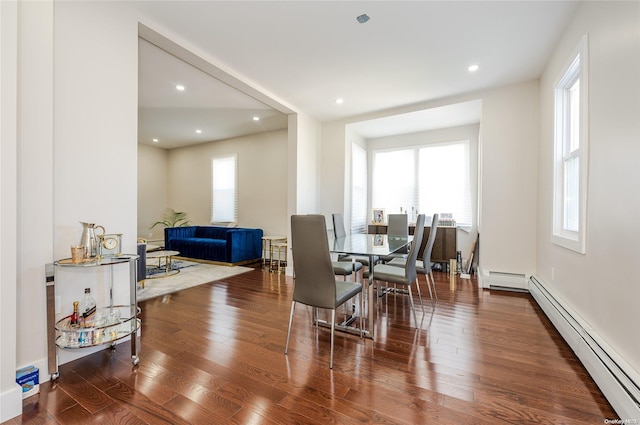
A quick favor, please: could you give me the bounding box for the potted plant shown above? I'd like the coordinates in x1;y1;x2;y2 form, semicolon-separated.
150;208;191;229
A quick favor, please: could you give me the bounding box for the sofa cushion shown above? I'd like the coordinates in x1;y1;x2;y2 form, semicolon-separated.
168;237;227;262
165;226;197;241
194;226;230;240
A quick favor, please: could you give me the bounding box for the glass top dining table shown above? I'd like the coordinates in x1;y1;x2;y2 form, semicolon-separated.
328;232;411;339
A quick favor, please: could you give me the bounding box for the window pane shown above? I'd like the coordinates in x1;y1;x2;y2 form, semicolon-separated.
569;78;580;152
564;156;579;232
419;142;471;226
552;36;587;253
372;150;415;215
351;144;367;234
211;156;237;223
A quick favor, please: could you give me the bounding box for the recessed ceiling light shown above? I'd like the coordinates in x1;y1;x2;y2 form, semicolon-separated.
152;138;159;143
335;98;344;104
195;129;202;134
356;14;370;24
176;85;185;91
468;64;479;72
253;116;260;121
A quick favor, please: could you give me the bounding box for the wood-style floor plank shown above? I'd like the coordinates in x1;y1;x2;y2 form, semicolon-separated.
4;267;619;424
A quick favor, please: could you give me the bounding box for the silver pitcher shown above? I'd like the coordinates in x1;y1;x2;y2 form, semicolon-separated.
79;222;105;258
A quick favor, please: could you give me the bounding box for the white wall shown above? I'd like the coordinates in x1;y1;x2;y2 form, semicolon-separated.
320;120;348;220
344;129;367;232
366;124;481;259
294;113;321;215
537;1;640;375
137;144;169;241
320;82;538;279
478;81;539;276
16;0;54;378
0;1;21;420
53;1;139;252
2;3;140;420
164;129;289;237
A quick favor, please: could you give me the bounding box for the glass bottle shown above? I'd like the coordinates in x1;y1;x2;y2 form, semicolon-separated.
70;301;80;327
79;288;96;327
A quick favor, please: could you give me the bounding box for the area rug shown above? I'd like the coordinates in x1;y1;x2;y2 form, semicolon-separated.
137;260;252;301
145;259;200;278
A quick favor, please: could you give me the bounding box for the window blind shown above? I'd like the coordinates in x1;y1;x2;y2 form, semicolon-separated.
371;141;471;227
372;149;417;217
211;155;237;224
351;144;367;234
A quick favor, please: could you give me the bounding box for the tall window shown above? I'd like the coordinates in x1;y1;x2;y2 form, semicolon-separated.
211;155;237;224
372;140;471;227
553;35;588;253
419;142;471;227
351;144;368;234
372;149;416;216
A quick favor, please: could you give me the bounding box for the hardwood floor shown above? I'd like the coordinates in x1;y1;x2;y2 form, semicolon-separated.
7;267;618;424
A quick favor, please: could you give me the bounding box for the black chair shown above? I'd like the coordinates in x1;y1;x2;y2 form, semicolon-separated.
286;215;363;368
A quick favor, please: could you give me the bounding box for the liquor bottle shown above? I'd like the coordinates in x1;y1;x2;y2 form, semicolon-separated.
70;301;80;327
79;288;97;326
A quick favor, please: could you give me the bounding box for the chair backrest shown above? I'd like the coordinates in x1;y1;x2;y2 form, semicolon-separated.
332;213;347;238
290;215;337;309
136;243;146;282
404;214;426;283
387;214;408;236
422;214;439;267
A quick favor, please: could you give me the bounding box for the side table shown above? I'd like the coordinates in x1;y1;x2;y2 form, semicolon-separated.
270;241;288;273
262;236;287;268
146;250;180;279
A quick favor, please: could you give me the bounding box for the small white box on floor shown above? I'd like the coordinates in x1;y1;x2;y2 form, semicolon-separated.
16;366;39;399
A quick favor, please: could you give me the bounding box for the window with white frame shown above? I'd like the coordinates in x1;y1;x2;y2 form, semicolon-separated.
553;35;588;253
211;155;237;224
351;143;368;234
372;148;417;216
419;142;471;227
372;140;471;227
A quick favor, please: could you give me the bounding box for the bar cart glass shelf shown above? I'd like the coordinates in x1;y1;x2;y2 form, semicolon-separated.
46;255;140;381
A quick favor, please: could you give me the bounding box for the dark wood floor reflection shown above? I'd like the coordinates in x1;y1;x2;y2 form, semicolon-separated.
7;267;618;424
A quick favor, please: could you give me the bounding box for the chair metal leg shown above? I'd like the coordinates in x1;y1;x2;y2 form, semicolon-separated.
430;270;438;300
330;309;336;369
360;291;364;338
407;287;418;325
285;301;296;354
414;278;425;313
424;274;435;309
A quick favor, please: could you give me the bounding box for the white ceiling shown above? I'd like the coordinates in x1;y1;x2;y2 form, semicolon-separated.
138;39;289;149
135;1;579;149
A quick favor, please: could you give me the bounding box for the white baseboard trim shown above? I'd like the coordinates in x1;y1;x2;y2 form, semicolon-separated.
0;383;22;423
529;275;640;420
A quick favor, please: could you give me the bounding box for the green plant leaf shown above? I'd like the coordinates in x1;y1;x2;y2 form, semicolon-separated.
149;208;191;229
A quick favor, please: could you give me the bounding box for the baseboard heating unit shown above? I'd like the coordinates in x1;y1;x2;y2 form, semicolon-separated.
482;270;528;292
528;276;640;420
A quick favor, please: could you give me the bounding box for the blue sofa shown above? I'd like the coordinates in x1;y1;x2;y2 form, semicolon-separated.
164;226;263;265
